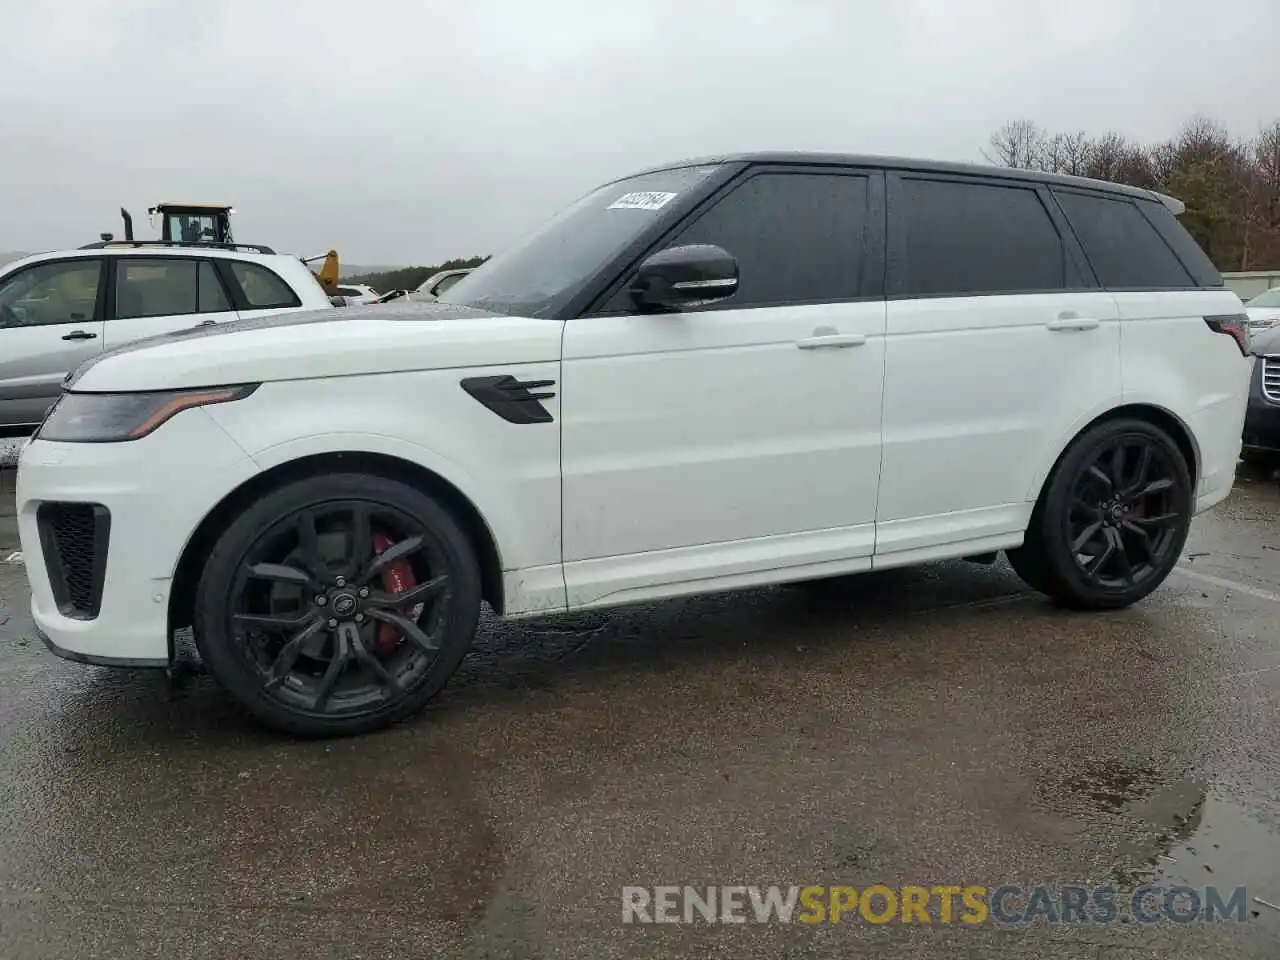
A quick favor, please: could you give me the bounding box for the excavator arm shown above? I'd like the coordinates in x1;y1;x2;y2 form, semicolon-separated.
300;250;341;297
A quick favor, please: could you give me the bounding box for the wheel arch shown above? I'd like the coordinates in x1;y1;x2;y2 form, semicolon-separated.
168;451;506;646
1026;402;1200;507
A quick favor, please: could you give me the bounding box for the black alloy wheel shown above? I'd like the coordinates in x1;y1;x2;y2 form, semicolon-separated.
1007;418;1192;610
195;474;481;736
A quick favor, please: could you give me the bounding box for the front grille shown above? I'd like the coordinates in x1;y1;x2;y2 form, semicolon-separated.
1264;357;1280;403
37;503;110;619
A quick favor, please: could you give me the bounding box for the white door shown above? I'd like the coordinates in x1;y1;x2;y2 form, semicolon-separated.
875;172;1122;565
561;169;887;608
105;257;239;349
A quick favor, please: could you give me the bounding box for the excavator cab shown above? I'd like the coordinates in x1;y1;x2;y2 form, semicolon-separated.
149;202;235;245
91;202;343;299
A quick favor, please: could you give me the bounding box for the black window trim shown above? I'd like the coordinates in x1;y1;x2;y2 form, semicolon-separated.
885;169;1098;302
1045;186;1200;293
214;258;303;311
0;256;107;330
580;161;888;317
105;254;238;322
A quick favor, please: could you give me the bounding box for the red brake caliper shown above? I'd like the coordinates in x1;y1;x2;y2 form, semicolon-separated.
372;532;417;655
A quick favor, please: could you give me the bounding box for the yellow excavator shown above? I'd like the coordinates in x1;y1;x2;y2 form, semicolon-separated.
93;202;342;297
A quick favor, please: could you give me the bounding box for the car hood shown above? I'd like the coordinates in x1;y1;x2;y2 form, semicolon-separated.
66;300;564;393
1250;324;1280;356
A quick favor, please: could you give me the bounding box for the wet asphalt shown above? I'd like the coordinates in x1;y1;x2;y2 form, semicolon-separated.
0;462;1278;959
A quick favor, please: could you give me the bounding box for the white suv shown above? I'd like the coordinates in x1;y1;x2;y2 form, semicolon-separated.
16;153;1252;736
0;245;332;432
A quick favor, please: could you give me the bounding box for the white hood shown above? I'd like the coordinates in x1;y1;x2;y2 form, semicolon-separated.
66;301;564;393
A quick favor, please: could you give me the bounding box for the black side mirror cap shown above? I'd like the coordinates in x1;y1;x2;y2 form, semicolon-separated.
628;243;739;312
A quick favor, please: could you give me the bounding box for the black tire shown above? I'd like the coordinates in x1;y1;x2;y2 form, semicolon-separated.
194;473;482;737
1011;418;1193;610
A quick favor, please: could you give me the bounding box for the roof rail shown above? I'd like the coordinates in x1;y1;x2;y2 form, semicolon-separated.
77;239;276;254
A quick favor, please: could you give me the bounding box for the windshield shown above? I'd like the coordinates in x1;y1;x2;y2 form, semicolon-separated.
1247;288;1280;309
438;165;721;317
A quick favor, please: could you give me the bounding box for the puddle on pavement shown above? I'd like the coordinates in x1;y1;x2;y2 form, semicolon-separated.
1049;760;1280;921
1110;786;1280;923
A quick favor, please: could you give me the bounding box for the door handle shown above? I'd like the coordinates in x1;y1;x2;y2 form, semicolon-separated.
61;330;97;341
194;320;217;327
1046;315;1099;332
796;331;867;350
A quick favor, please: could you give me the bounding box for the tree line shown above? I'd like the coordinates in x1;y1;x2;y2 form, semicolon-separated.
348;255;490;293
986;117;1280;272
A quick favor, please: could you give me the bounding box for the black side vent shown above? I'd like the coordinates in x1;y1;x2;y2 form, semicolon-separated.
37;503;110;619
460;375;557;424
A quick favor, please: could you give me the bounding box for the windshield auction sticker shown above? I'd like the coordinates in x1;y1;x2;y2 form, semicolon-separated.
608;191;678;211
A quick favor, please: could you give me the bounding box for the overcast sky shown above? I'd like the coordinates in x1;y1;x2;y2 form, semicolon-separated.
1;0;1276;266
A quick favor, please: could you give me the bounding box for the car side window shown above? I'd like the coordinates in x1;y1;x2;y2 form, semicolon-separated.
116;259;201;319
893;177;1067;297
1053;191;1195;290
229;261;301;309
0;259;102;329
657;171;869;308
434;273;465;295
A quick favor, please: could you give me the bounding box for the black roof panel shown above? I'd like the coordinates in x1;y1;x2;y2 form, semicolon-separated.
613;151;1167;203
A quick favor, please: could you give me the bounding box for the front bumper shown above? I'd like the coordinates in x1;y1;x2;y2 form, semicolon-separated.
17;408;259;664
1243;394;1280;452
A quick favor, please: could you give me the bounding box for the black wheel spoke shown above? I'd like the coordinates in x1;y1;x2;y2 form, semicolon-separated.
263;617;326;689
1072;521;1103;554
1121;519;1157;561
1108;526;1135;584
349;630;406;702
1129;478;1174;501
1129;512;1179;527
248;562;317;590
367;608;440;654
358;536;427;586
1109;443;1126;488
296;511;324;578
1086;534;1116;575
366;574;450;609
312;625;353;710
235;610;315;632
1087;465;1113;492
1071;497;1103;520
346;505;372;579
1125;445;1152;496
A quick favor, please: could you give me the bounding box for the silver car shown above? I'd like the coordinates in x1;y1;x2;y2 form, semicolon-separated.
1244;287;1280;334
0;247;333;432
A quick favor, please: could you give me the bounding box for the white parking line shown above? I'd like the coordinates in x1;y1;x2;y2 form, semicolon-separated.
1173;566;1280;604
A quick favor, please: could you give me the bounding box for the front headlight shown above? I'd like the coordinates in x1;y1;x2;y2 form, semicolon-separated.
36;385;259;443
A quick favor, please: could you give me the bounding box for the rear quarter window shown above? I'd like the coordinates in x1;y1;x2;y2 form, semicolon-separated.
228;261;302;309
1052;191;1195;290
1136;198;1223;288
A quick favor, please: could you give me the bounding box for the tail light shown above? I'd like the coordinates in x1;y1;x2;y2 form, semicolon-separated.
1204;314;1250;356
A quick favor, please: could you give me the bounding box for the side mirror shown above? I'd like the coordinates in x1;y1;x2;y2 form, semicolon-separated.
628;243;738;312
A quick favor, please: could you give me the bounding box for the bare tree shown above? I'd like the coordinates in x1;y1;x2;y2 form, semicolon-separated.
1255;120;1280;228
984;120;1045;169
985;115;1280;270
